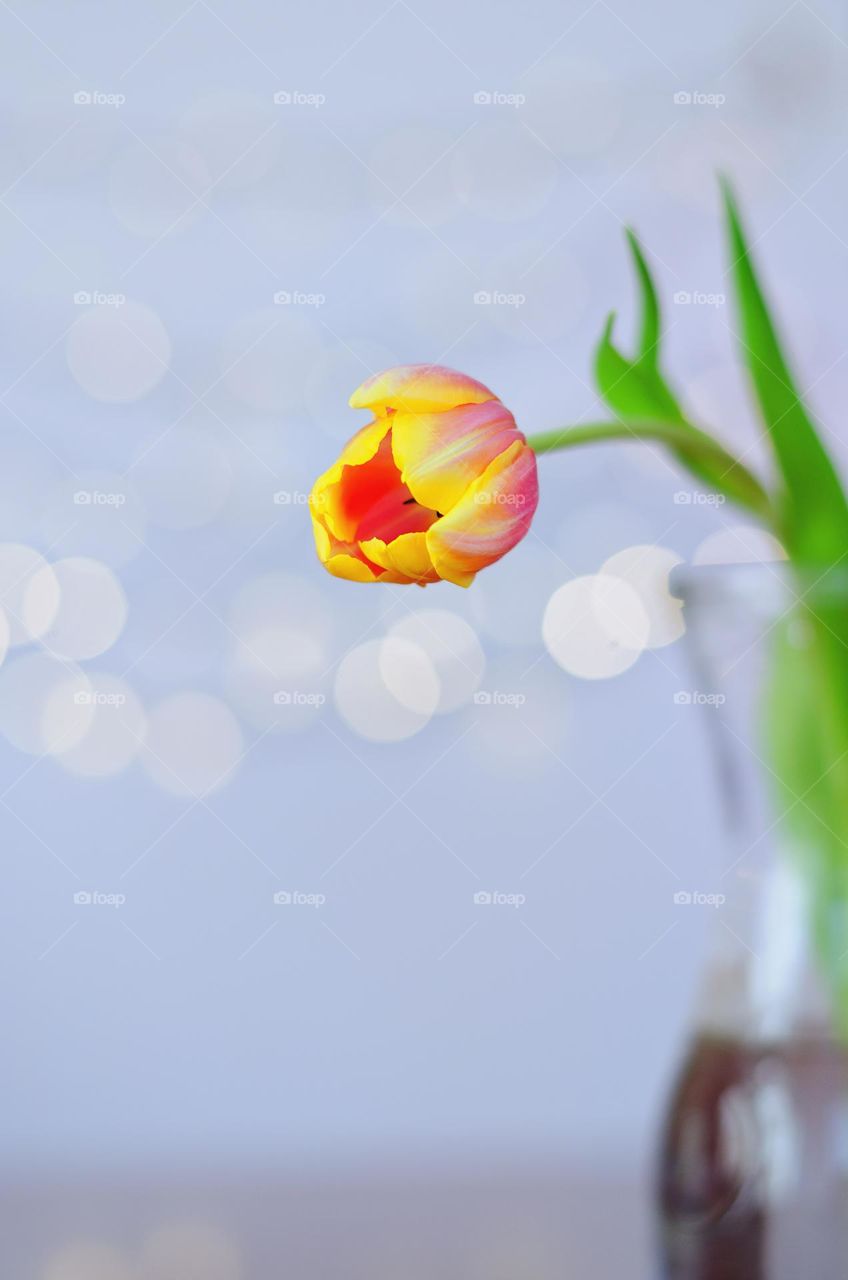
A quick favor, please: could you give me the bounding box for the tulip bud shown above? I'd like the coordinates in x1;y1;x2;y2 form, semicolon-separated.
309;364;538;586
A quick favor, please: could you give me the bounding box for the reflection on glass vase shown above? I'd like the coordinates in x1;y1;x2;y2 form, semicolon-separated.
656;566;848;1280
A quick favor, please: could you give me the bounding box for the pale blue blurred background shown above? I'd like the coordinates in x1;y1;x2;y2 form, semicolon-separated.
1;0;847;1272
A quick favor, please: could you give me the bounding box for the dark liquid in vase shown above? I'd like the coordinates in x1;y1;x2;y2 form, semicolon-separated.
657;1033;848;1279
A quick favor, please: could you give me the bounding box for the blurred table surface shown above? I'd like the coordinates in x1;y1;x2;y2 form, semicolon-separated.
0;1163;653;1278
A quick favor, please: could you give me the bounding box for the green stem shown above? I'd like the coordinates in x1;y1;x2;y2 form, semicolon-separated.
526;419;776;527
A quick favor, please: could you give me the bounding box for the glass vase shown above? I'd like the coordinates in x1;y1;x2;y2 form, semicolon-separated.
656;565;848;1279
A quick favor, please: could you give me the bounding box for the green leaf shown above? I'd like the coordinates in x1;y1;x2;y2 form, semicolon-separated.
593;228;686;425
593;230;769;513
625;227;660;365
723;184;848;1034
595;313;684;424
722;180;848;563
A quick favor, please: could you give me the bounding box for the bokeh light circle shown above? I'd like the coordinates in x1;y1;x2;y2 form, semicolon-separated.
334;639;436;741
378;636;441;716
38;557;128;659
67;301;171;402
0;543;60;645
693;525;788;565
388;610;485;712
0;652;94;755
542;574;650;679
600;544;685;649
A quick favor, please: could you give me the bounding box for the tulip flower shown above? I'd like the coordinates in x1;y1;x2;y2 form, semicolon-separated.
309;364;539;586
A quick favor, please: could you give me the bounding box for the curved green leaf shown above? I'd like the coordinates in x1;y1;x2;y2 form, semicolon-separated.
592;231;770;513
722;180;848;563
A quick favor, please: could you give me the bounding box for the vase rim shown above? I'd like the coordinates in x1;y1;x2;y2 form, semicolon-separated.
671;560;848;612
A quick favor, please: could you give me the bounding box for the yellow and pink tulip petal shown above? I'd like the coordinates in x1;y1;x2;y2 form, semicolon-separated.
349;364;497;416
309;364;538;587
426;439;539;585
